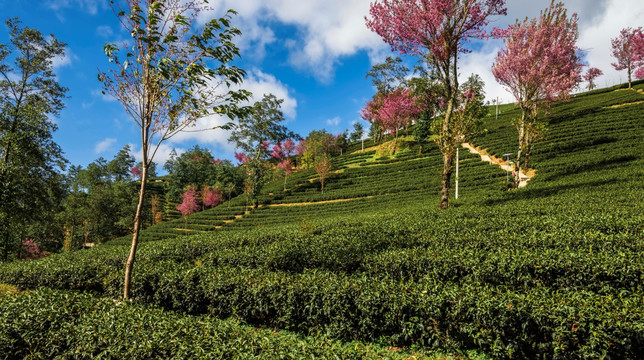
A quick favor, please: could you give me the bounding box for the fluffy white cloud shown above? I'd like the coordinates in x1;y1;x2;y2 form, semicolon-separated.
94;137;117;154
201;0;386;82
326;116;341;127
164;69;296;154
52;47;76;69
47;0;105;15
128;143;186;169
243;69;297;118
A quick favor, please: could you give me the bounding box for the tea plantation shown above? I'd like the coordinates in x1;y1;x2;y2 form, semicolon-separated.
1;83;643;359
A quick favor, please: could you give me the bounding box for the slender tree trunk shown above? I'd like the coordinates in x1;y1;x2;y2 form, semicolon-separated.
628;65;632;88
439;150;455;210
524;143;532;171
515;110;527;188
392;131;398;155
123;164;147;300
438;92;456;210
2;232;9;262
283;174;287;191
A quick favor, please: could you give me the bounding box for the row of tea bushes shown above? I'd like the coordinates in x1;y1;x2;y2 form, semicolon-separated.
0;288;421;359
93;263;643;359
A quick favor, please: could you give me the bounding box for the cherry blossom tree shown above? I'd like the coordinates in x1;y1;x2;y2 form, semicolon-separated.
611;27;644;88
201;186;222;208
271;139;296;191
99;0;250;299
583;67;603;91
130;166;141;180
176;187;200;229
366;0;506;209
492;1;583;186
364;88;424;154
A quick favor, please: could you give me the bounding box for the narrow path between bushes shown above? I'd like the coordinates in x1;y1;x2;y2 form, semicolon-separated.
462;143;534;188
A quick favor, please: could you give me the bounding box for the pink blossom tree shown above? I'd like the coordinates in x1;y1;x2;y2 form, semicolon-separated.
492;1;583;186
365;88;424;154
366;0;506;209
20;239;45;260
583;67;603;91
130;166;141;180
201;186;222;208
271;139;296;190
176;187;200;228
611;27;644;88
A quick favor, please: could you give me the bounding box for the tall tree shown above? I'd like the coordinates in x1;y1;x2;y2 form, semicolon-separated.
492;1;583;186
583;67;603;91
229;94;296;208
365;56;410;94
0;18;68;261
99;0;250;300
610;27;644;88
366;0;506;209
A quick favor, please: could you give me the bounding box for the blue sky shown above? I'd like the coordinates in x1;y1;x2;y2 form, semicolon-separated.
1;0;642;171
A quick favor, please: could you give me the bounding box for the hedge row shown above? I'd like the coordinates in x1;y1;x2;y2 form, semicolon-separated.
0;289;421;359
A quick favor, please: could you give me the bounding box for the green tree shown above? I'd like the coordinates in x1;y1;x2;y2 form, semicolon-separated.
230;94;296;208
350;122;364;142
100;1;250;299
0;18;68;261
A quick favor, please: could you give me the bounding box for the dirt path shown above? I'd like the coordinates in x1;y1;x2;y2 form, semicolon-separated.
267;196;373;207
462;143;535;188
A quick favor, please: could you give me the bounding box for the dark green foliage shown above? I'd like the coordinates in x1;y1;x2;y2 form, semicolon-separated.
0;18;68;261
0;289;419;359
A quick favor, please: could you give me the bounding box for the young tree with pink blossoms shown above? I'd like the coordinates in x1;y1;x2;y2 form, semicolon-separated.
176;187;200;229
271;139;296;191
201;185;222;209
492;1;583;186
611;27;644;88
373;88;424;154
583;67;603;91
366;0;506;209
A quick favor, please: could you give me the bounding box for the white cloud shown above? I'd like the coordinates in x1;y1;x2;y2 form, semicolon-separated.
326;116;341;127
47;0;106;16
163;68;297;154
128;142;186;168
201;0;387;82
94;137;117;154
243;69;297;118
52;47;77;69
91;89;117;102
96;25;114;39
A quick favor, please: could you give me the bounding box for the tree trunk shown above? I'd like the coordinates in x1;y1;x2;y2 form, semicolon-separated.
439;151;455;210
123;133;149;300
2;232;9;262
524;143;532;171
515;110;527;188
392;131;398;155
123;165;147;300
438;89;456;210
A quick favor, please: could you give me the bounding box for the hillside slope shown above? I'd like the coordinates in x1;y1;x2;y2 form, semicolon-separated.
1;83;643;359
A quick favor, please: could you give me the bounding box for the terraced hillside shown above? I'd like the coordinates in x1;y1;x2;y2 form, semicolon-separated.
1;83;643;359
